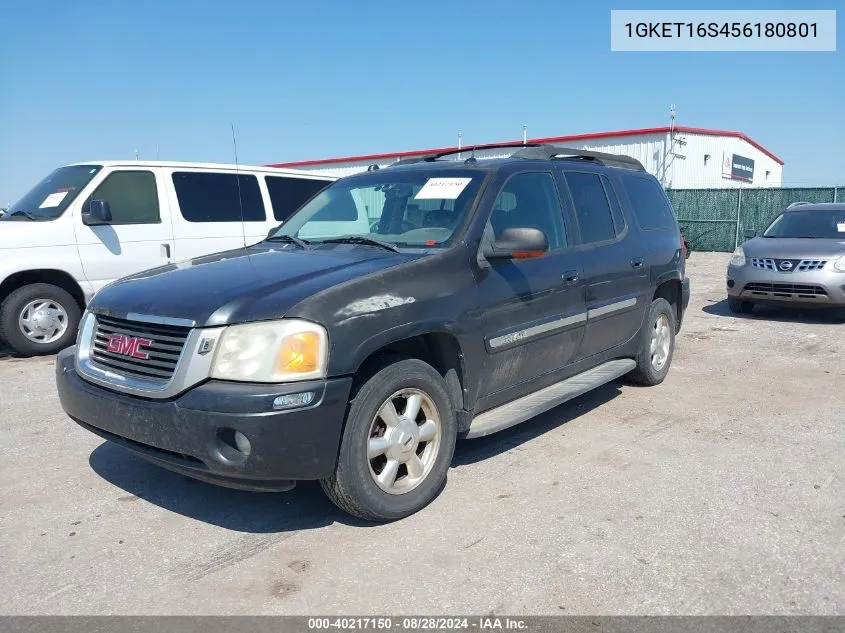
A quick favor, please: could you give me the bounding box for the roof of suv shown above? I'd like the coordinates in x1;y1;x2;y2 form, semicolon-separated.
783;203;845;212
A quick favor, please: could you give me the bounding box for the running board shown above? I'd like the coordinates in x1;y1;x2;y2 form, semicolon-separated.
465;359;636;439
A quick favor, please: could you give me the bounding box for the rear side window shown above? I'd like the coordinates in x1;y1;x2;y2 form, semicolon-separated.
621;176;676;230
172;172;265;222
87;170;160;225
266;176;331;222
602;176;627;235
564;172;616;244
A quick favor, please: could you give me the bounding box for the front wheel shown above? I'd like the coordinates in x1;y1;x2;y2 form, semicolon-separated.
0;283;82;356
627;297;676;387
321;359;457;522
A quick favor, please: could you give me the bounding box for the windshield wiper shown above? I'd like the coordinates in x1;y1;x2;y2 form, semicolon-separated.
4;210;40;221
319;236;400;252
265;234;310;248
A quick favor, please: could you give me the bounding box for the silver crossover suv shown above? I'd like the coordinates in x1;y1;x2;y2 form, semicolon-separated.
726;203;845;314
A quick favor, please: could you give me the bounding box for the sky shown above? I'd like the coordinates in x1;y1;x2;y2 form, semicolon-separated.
1;0;842;204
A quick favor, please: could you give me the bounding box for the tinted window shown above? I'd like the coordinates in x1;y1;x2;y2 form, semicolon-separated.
172;172;265;222
489;172;566;250
621;175;676;230
266;176;331;221
565;172;615;244
87;171;160;224
602;176;627;235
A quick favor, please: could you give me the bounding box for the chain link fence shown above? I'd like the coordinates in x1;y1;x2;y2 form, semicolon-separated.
666;187;842;252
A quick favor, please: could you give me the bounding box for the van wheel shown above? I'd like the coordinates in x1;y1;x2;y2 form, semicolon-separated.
321;359;457;522
627;297;676;387
0;284;81;356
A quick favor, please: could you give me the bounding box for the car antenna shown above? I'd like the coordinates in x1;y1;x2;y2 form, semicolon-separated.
231;122;247;248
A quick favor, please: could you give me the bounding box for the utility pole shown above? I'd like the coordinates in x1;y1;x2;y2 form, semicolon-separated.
522;124;527;145
457;132;462;160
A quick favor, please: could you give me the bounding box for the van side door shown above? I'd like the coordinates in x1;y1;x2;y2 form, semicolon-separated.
75;167;175;292
558;168;650;359
166;169;267;261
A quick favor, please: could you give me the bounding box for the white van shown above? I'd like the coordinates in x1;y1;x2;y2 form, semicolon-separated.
0;161;335;356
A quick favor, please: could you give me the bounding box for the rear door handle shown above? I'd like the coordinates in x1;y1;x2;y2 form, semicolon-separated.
161;243;171;260
631;257;644;269
562;270;579;284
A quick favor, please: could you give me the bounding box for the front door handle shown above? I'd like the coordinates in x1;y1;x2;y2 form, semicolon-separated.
631;257;644;269
562;270;579;284
161;243;171;260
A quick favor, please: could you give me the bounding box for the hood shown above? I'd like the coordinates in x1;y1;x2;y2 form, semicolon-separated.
742;237;845;259
0;218;74;249
88;244;420;326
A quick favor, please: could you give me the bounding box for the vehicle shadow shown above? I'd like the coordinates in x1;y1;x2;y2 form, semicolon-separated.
88;381;623;532
703;299;845;324
88;442;366;533
453;382;622;466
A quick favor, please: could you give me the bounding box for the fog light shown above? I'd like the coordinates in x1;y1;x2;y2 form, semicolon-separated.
234;431;252;456
727;279;735;288
273;391;315;410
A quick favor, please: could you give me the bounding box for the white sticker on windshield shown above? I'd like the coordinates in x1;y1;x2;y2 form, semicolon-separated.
837;222;845;233
414;177;472;200
38;191;69;208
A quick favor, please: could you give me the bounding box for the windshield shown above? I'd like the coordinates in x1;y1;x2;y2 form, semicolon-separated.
1;165;102;221
762;209;845;239
269;169;486;248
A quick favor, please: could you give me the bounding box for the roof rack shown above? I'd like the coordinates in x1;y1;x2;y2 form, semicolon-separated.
787;201;811;209
511;145;646;171
385;142;646;172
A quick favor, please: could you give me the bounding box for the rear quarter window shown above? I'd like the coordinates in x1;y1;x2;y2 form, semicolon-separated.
265;176;331;222
620;175;677;231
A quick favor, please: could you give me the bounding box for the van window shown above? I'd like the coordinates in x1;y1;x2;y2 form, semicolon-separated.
266;176;330;222
564;171;616;244
87;170;160;224
621;175;676;230
3;165;102;221
172;172;265;222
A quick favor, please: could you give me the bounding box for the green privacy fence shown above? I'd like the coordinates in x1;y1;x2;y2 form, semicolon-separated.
666;187;842;252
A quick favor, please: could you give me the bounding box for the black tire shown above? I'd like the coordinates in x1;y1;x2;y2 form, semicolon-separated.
728;297;754;314
321;358;457;522
627;297;677;387
0;284;82;356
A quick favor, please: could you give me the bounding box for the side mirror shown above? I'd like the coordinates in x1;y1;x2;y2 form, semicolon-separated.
482;227;549;260
82;199;112;225
743;228;757;239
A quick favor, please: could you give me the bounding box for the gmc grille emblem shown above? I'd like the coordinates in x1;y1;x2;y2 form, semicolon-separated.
105;333;153;360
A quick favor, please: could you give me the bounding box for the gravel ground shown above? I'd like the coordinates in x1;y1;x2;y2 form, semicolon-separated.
0;252;843;615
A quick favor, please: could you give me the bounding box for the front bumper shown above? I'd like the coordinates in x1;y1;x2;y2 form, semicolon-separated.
56;347;353;491
727;264;845;307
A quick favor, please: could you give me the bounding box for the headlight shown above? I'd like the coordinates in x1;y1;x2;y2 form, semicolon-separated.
729;246;746;267
834;255;845;272
210;319;328;383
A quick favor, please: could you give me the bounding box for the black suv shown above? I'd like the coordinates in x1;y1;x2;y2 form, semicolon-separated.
56;144;690;521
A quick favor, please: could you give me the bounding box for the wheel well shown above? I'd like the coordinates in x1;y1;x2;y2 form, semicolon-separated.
653;279;681;328
351;333;466;411
0;270;86;311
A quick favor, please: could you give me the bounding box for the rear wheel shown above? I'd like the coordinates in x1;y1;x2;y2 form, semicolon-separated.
728;297;754;314
0;284;81;356
627;297;676;387
321;358;457;522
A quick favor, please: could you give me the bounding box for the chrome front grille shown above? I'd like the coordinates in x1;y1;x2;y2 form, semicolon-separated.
90;315;190;381
750;257;828;272
796;259;827;271
750;258;776;271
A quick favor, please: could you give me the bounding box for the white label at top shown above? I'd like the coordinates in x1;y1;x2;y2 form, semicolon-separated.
39;191;69;208
415;177;472;200
837;222;845;233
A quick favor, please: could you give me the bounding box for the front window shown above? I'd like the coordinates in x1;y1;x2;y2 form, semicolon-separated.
270;169;486;248
763;209;845;239
1;165;102;221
